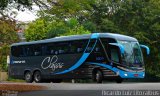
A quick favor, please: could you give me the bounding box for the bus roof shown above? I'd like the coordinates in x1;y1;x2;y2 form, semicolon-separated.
11;33;137;46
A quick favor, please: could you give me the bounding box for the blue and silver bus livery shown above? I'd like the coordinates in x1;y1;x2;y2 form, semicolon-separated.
9;33;149;83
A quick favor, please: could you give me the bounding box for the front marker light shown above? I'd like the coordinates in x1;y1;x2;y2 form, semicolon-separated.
143;73;145;77
124;73;128;77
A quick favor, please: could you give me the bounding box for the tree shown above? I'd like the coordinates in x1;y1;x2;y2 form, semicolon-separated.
25;18;91;41
0;19;19;45
36;0;96;36
24;19;49;41
0;0;47;10
39;0;95;23
0;18;19;71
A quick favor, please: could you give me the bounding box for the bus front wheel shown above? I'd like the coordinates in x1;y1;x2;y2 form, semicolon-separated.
24;71;33;83
33;71;42;83
94;70;103;83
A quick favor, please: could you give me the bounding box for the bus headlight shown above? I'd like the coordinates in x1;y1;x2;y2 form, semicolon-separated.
143;74;145;77
124;73;128;77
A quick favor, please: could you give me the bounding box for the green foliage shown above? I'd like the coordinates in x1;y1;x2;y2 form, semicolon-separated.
63;25;90;36
82;21;96;32
25;18;91;40
0;0;8;10
46;18;91;38
0;19;19;72
0;0;33;10
46;21;69;38
0;20;19;44
62;18;90;36
0;45;10;72
44;0;95;22
25;19;49;41
7;77;25;82
0;18;19;72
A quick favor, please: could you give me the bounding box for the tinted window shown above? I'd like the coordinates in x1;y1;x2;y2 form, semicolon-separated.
93;40;101;53
101;38;116;49
23;44;42;56
33;45;42;56
70;40;88;53
85;39;96;53
57;42;69;54
45;40;88;55
46;42;70;55
46;43;55;55
11;46;24;57
110;48;120;63
100;38;117;61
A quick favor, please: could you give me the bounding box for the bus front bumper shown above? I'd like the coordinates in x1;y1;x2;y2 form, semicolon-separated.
117;71;145;78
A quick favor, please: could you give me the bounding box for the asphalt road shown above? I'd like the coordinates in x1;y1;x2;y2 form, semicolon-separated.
18;83;160;96
36;83;160;90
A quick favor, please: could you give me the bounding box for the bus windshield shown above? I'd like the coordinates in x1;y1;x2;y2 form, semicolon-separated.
118;41;144;69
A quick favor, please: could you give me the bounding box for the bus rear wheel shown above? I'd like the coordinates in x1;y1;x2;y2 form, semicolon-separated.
24;71;33;83
33;71;42;83
94;70;103;83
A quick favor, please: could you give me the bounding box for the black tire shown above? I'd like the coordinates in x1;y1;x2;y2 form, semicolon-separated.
95;70;103;83
52;79;62;83
116;78;123;83
33;71;42;83
24;71;33;83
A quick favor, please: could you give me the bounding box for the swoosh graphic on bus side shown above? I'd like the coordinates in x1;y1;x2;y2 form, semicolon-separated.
55;33;99;75
86;62;145;78
55;53;90;74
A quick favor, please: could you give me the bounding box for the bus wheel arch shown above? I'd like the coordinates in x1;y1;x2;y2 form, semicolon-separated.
115;77;123;83
24;70;33;83
33;70;42;83
92;68;103;83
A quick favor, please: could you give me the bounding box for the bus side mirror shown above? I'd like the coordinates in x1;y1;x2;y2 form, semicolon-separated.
140;45;150;55
109;43;124;54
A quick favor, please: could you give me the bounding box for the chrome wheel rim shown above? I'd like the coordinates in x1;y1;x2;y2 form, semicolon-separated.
26;73;31;80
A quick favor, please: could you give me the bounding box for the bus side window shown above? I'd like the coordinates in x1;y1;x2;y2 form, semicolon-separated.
70;41;77;53
33;45;42;56
46;43;55;55
85;39;96;53
55;51;59;55
47;42;70;55
11;46;24;57
58;42;70;54
77;48;83;53
25;46;33;56
93;41;101;53
72;40;88;53
101;38;117;55
86;47;92;52
110;48;120;63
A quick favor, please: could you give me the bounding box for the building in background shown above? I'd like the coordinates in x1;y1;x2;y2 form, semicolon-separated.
16;21;29;42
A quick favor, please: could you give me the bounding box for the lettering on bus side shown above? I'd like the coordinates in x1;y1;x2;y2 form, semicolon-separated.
13;60;26;64
96;57;104;61
41;55;64;71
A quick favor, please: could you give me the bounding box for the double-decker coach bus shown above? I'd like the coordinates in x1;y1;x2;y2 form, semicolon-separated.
9;33;150;83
